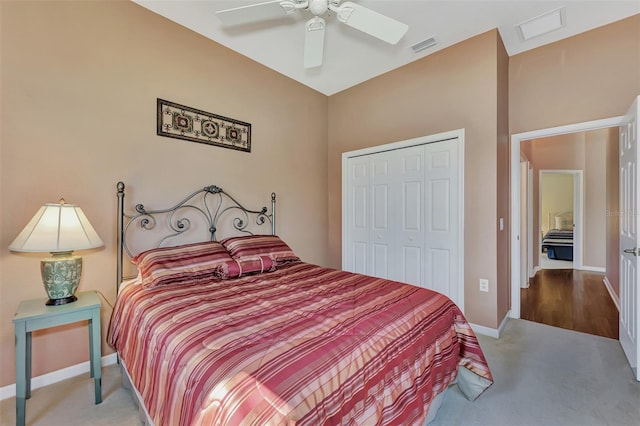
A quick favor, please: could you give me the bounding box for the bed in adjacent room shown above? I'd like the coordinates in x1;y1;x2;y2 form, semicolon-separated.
541;212;574;261
107;182;493;425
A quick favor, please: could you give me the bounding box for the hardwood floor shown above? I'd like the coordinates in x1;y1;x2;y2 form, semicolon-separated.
520;269;619;339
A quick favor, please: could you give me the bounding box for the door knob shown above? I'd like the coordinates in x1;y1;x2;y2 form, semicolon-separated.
623;247;639;256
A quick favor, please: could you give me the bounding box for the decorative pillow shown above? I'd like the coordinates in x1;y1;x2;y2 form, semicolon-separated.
214;256;276;279
220;235;300;265
132;241;234;288
555;213;573;231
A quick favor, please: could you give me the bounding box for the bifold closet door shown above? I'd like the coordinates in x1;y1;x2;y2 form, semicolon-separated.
345;138;460;303
424;139;460;303
368;145;425;283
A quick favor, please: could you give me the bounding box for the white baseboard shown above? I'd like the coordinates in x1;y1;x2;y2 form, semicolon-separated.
603;276;620;311
471;311;510;339
0;353;118;401
580;265;606;273
529;266;541;278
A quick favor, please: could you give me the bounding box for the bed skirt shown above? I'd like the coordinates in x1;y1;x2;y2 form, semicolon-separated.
119;359;155;426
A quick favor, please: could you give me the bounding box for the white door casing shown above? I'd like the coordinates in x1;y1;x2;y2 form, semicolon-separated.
343;129;464;310
510;116;624;319
520;161;528;287
527;165;534;279
620;96;640;381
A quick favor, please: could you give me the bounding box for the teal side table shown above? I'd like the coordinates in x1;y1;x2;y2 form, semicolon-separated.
13;290;102;426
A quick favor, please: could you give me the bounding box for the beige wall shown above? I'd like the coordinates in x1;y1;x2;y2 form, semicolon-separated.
496;34;510;324
584;131;608;268
510;14;640;134
328;30;503;328
0;1;328;387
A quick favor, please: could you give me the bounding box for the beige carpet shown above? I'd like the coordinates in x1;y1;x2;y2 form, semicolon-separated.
1;319;638;425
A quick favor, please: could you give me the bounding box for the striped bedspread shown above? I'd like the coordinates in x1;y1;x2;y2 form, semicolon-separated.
542;229;574;248
108;262;493;425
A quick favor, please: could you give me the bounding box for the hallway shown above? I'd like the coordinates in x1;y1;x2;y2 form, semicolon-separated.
520;269;618;339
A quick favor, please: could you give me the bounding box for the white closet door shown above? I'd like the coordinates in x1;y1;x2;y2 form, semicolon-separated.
343;133;462;307
424;139;460;302
370;152;396;279
346;156;370;275
396;146;426;286
347;147;425;281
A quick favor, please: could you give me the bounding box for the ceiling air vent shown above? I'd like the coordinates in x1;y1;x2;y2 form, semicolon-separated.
410;37;437;54
516;7;566;41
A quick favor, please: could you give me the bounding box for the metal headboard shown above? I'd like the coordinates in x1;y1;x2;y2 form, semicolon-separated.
116;181;276;291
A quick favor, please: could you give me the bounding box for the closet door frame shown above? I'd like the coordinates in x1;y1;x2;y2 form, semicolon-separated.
341;129;465;311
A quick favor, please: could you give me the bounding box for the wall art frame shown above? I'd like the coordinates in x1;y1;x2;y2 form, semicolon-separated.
157;98;251;153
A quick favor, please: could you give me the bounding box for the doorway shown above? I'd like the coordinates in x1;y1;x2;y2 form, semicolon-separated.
538;169;583;271
518;133;612;339
510;117;623;318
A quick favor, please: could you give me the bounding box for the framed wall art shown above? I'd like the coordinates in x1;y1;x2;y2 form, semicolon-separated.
157;98;251;153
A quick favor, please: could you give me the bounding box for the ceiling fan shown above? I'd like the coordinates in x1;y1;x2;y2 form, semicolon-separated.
216;0;409;69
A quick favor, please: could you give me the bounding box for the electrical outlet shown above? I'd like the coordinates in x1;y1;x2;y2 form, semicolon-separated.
479;279;489;292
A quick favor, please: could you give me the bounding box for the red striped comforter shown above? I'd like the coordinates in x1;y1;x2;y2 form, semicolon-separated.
108;262;492;425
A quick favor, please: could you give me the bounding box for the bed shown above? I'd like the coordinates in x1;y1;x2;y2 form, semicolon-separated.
107;181;493;425
541;229;574;261
541;212;574;261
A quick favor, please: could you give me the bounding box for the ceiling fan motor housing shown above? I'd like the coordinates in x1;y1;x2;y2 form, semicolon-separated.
309;0;329;16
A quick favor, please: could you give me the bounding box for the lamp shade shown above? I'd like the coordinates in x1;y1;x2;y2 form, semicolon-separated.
9;200;104;253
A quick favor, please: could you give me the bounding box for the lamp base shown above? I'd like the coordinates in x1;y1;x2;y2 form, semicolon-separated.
41;252;82;306
46;295;78;306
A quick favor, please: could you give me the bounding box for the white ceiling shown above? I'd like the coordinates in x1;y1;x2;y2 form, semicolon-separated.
133;1;639;95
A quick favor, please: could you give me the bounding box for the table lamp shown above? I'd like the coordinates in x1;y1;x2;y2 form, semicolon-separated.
9;199;104;305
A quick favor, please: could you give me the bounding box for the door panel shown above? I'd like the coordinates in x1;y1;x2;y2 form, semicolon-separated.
402;246;422;284
371;153;396;279
398;147;425;286
372;184;389;230
352;242;368;274
403;181;422;232
425;140;459;303
429;248;450;296
620;96;640;381
430;179;451;231
347;156;370;275
373;243;390;279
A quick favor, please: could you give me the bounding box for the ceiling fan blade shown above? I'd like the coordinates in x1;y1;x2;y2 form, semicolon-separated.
304;17;325;68
332;1;408;45
216;1;302;26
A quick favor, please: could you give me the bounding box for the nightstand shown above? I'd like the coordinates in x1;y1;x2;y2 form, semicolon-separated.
13;290;102;426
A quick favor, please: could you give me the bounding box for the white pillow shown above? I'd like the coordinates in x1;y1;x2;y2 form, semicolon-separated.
555;213;573;231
